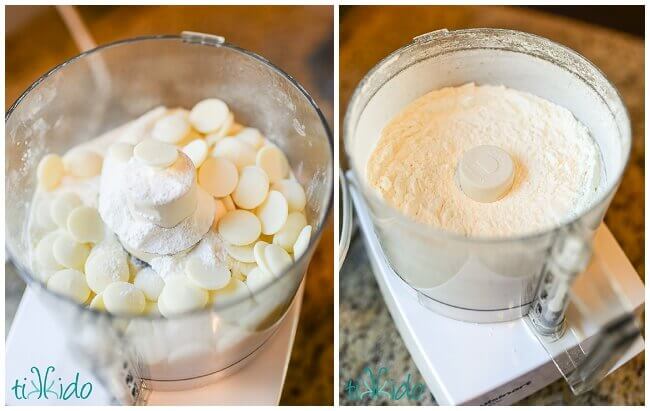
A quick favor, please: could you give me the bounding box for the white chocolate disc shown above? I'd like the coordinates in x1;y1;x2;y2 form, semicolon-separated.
35;231;64;271
47;269;90;304
218;210;261;246
255;190;288;235
63;148;103;178
103;282;146;315
256;145;289;183
67;206;104;243
52;232;90;270
182;138;209;168
253;241;272;274
133;139;179;168
210;279;251;307
84;242;130;293
185;256;231;290
232;166;269;209
273;211;307;251
50;191;82;228
293;225;312;258
212;138;257;170
152;111;191;144
37;154;64;191
264;244;292;276
90;293;105;311
225;243;256;263
272;179;306;212
158;275;208;317
246;267;275;293
198;157;238;198
235;128;264;149
134;267;165;301
108;142;134;162
189;99;230;133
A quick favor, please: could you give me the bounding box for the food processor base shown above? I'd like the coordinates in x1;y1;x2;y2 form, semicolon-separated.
5;283;304;405
350;183;645;405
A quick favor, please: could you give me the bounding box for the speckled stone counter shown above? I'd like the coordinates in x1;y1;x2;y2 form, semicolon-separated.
339;5;644;405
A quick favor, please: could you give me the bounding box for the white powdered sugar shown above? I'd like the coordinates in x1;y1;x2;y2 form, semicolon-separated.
98;157;214;255
126;152;195;206
149;231;229;280
367;83;602;237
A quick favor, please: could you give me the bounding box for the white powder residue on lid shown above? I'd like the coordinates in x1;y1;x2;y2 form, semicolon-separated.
367;83;602;237
126;151;195;205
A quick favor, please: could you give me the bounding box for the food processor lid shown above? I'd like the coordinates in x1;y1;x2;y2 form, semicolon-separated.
339;168;354;269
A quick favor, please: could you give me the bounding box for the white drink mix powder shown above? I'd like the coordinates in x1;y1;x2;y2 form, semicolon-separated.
367;83;602;237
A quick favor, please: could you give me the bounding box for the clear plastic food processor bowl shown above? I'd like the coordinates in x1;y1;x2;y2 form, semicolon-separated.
6;34;333;403
344;29;631;323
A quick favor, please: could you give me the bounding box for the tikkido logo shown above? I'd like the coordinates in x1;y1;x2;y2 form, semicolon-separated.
11;365;93;401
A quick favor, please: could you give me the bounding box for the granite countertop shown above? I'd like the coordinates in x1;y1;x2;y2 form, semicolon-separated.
339;5;644;405
5;5;333;406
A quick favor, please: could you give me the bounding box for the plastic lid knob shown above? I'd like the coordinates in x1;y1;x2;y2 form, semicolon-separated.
458;145;514;203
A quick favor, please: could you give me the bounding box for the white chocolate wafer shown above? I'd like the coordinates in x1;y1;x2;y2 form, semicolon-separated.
133;139;179;168
47;269;90;304
37;154;64;191
52;232;90;270
152;111;191;144
158;275;208;317
51;191;82;228
198;157;238;198
256;145;289;183
67;206;104;243
232;166;269;209
218;210;261;246
264;244;292;277
134;267;165;301
255;190;288;235
63;148;103;178
273;211;307;252
103;281;146;315
272;179;306;212
182;138;209;168
213;138;257;170
293;225;312;258
190;99;230;134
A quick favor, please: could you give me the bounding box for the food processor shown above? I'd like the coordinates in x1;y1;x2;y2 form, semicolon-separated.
341;28;644;404
6;32;333;404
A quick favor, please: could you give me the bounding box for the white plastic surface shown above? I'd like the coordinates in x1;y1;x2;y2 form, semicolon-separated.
457;145;514;203
350;182;644;405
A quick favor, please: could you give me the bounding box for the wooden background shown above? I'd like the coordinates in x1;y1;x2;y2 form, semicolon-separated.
5;5;334;406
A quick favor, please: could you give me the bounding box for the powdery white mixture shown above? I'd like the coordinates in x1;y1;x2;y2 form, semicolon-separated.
149;231;228;279
367;83;601;237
